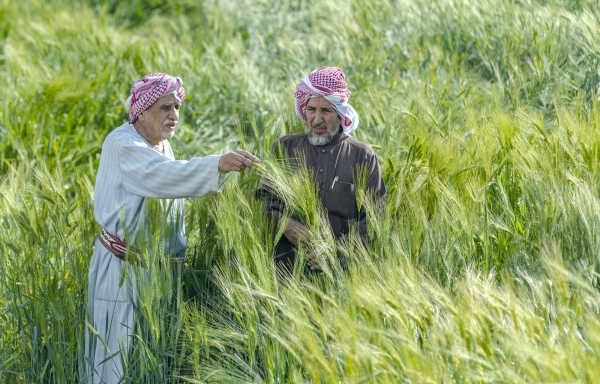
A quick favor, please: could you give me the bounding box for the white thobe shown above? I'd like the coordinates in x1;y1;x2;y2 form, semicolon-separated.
85;122;224;383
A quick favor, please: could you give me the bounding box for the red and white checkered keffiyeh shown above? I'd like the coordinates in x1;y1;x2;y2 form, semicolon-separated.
126;73;186;123
294;66;359;134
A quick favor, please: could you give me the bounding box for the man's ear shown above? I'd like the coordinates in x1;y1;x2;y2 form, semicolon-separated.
138;112;145;122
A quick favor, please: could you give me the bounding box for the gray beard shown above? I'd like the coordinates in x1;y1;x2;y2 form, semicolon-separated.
307;134;334;146
306;126;337;146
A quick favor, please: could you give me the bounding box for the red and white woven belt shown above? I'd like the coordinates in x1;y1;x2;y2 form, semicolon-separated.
98;228;142;265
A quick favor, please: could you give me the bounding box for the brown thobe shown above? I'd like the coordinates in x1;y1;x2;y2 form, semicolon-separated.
261;132;386;270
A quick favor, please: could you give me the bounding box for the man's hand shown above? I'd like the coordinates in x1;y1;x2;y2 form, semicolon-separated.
283;218;309;247
218;149;260;172
306;249;328;274
282;218;328;274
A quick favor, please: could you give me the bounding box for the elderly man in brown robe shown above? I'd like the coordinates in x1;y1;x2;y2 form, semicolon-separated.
262;66;386;272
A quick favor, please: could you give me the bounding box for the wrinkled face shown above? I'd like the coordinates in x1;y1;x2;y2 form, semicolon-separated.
304;96;340;146
135;94;181;146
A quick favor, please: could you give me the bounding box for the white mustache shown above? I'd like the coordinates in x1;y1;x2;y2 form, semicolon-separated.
164;119;177;125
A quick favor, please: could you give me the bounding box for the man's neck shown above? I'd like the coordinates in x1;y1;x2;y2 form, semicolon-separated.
132;121;164;150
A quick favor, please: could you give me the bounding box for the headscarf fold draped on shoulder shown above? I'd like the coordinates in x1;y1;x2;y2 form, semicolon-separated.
126;73;186;123
294;66;359;134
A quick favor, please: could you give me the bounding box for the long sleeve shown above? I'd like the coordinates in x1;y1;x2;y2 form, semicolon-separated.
358;152;386;243
119;141;222;199
257;140;290;223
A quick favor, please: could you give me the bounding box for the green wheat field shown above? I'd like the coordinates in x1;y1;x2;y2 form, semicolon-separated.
2;0;600;382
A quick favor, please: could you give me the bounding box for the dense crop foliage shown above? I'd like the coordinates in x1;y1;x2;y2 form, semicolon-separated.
1;0;600;382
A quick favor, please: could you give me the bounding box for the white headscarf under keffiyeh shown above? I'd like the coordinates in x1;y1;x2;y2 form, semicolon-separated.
294;66;359;134
126;73;186;123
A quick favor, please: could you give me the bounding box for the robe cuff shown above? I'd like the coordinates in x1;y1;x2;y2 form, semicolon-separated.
217;171;226;191
197;155;224;194
210;154;228;191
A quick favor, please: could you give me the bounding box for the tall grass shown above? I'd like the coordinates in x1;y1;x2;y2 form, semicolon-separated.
1;0;600;382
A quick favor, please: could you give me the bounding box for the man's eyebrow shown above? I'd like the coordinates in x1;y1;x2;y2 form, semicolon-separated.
161;100;181;108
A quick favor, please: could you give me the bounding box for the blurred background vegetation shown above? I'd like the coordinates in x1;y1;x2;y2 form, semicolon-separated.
1;0;600;382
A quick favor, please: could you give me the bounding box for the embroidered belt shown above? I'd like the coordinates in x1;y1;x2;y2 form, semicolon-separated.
98;228;142;265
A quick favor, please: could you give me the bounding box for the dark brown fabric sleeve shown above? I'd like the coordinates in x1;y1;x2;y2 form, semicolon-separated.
358;152;387;244
255;140;287;222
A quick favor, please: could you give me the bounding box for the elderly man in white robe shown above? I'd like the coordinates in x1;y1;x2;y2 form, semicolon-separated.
84;72;259;383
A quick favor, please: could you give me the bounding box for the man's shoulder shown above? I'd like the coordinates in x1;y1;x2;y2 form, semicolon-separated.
277;133;307;153
278;132;306;144
105;122;132;138
343;136;377;156
104;122;145;147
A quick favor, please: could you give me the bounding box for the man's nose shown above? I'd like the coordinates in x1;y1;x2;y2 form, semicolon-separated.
313;112;323;125
170;107;179;121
